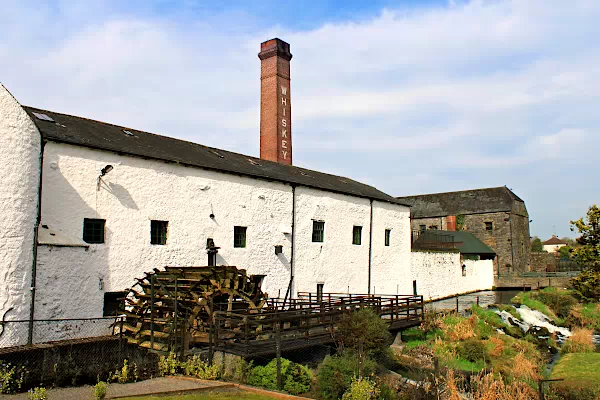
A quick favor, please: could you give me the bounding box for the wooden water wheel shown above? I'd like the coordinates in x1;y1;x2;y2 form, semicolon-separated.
120;265;268;352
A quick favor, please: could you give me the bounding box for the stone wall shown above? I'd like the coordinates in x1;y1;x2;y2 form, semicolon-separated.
410;251;494;301
530;252;557;272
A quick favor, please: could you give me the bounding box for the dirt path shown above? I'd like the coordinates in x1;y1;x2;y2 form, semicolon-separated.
0;377;232;399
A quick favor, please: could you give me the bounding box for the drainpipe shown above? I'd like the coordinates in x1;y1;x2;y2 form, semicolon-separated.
28;141;45;345
368;199;373;294
290;185;296;297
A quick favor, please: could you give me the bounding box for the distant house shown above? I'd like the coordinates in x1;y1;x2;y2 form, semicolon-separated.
543;235;567;254
397;186;531;276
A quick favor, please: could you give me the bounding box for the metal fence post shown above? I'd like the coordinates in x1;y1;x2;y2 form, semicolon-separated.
276;318;282;391
456;295;459;313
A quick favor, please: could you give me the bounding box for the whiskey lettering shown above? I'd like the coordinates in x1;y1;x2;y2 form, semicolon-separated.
280;85;289;160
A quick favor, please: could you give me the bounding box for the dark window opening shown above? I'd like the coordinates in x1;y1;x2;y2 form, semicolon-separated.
151;220;168;245
352;226;362;245
485;222;493;231
461;264;467;277
317;283;324;302
83;218;105;244
234;226;247;248
419;225;426;232
430;225;438;230
412;280;418;296
385;229;391;246
312;221;324;242
103;291;126;316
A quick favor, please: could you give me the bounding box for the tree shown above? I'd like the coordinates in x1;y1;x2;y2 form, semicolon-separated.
558;245;572;260
335;308;392;354
569;205;600;301
560;237;577;247
531;237;544;252
570;205;600;269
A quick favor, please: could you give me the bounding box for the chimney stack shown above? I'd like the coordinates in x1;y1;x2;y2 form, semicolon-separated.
259;38;292;165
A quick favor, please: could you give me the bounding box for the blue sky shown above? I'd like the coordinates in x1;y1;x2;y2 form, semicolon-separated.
1;0;598;239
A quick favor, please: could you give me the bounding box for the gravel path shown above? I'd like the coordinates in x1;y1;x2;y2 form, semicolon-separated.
0;377;232;400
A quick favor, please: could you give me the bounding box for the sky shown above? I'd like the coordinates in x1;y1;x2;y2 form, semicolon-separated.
1;0;598;239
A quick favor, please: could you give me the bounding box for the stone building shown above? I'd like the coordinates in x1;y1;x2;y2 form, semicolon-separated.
397;186;531;276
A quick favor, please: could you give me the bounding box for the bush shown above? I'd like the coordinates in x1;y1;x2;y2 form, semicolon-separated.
158;352;179;377
94;381;107;399
27;387;47;400
317;352;376;400
533;288;578;319
336;308;392;354
109;359;138;384
181;355;220;380
457;339;489;364
0;362;27;394
247;358;312;395
570;269;600;302
341;377;380;400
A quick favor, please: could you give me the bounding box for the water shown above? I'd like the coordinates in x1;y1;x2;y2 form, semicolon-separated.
427;290;520;313
515;305;571;338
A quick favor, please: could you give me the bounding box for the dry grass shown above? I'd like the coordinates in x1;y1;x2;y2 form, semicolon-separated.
561;327;595;354
442;315;477;341
511;352;540;381
488;337;505;358
470;372;538;400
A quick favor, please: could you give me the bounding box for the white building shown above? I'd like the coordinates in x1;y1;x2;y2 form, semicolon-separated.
542;235;567;254
0;38;493;347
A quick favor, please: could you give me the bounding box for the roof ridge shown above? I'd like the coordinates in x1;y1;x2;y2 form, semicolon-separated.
397;186;508;198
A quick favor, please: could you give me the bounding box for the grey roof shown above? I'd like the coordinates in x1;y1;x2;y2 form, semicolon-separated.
397;186;523;218
427;230;496;256
23;106;408;206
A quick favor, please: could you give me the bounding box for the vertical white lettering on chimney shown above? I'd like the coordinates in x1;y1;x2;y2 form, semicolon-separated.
282;129;287;138
281;86;287;96
281;97;287;106
281;119;287;127
280;85;289;162
282;151;287;159
282;140;287;149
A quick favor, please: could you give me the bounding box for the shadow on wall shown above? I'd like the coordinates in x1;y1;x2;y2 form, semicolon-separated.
105;182;139;210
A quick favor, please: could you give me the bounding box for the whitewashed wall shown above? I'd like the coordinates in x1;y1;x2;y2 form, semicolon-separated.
37;142;413;321
0;84;41;347
410;251;494;301
39;142;294;316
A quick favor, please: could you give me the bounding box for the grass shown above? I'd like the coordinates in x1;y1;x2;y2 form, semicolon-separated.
124;390;274;400
569;302;600;331
561;328;595;354
551;353;600;387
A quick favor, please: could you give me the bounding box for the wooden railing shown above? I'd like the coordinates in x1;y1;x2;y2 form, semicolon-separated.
211;293;423;357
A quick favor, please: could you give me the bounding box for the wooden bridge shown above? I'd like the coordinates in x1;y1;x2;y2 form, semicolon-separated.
211;292;424;357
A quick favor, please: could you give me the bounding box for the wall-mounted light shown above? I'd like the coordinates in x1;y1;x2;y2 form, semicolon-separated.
274;245;283;255
98;278;104;291
97;164;114;191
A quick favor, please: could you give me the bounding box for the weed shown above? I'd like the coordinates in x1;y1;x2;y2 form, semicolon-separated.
157;352;179;377
94;381;107;399
341;376;380;400
561;328;595;354
26;387;47;400
0;362;27;394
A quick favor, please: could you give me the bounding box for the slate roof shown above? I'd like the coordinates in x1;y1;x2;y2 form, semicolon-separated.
397;186;523;218
23;106;408;206
427;230;496;256
543;236;567;245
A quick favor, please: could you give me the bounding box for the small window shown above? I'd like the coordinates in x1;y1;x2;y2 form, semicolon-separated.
83;218;105;244
461;264;467;277
234;226;247;248
385;229;391;246
419;225;426;232
103;292;126;316
485;222;493;231
317;283;324;302
430;225;438;230
150;220;168;245
312;221;325;242
352;226;362;245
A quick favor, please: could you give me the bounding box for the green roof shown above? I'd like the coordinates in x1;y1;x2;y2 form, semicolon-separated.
427;230;496;255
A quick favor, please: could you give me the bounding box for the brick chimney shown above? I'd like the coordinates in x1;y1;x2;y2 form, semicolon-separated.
259;38;292;165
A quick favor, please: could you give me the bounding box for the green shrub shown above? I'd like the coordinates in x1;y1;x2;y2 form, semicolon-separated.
533;288;578;319
317;352;376;400
0;362;27;394
181;355;220;380
341;377;380;400
336;308;392;354
457;339;489;364
109;359;138;384
158;352;179;377
94;381;107;399
27;387;47;400
570;269;600;303
232;358;253;383
378;383;399;400
247;358;311;395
